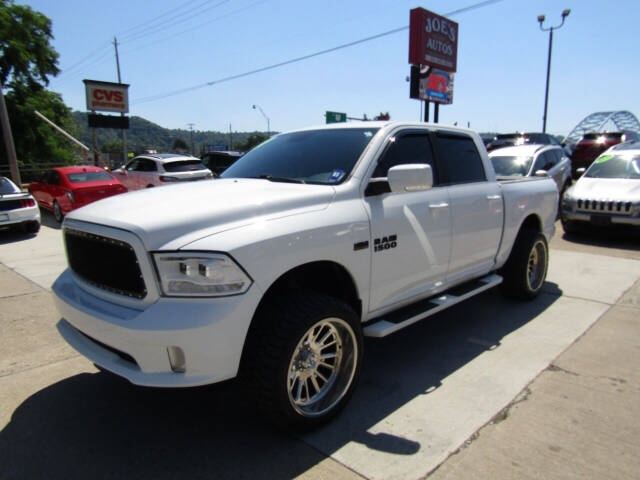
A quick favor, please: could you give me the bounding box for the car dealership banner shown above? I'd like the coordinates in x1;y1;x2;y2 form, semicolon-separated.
409;7;458;73
83;79;130;113
410;65;454;104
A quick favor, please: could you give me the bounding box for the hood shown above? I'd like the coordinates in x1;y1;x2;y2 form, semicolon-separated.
568;177;640;202
66;178;335;250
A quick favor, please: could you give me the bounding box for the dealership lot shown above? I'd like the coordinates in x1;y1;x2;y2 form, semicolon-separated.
0;219;638;479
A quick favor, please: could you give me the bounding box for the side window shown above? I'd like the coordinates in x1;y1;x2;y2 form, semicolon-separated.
373;133;436;180
125;160;139;171
543;151;558;170
139;159;157;172
532;155;546;173
49;171;61;185
434;134;486;185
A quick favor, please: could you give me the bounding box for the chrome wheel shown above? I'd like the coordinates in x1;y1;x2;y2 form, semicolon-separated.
527;240;547;291
287;318;358;417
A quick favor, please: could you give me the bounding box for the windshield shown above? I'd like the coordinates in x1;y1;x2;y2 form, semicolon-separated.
164;160;207;172
585;155;640;179
0;177;20;194
220;128;379;184
66;171;113;183
490;155;533;177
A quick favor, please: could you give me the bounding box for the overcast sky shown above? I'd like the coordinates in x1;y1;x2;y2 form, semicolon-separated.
25;0;640;136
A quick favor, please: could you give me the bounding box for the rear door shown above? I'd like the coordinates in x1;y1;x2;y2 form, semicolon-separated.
365;130;452;312
433;132;503;283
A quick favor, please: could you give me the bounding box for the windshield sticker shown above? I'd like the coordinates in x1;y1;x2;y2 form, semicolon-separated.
364;131;373;137
594;155;613;164
329;169;345;182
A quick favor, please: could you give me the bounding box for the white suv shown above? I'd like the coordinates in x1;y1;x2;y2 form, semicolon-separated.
111;154;213;190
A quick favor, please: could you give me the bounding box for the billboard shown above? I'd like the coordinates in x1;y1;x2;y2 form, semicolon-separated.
410;65;454;104
409;8;458;73
83;79;130;113
88;113;130;129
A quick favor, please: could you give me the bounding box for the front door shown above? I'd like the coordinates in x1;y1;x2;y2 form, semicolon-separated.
364;131;452;313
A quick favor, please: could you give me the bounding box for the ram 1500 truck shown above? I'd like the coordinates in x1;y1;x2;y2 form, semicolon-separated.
53;122;557;429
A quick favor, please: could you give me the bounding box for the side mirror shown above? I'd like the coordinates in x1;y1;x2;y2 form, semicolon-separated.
534;169;549;177
387;164;433;193
576;167;586;176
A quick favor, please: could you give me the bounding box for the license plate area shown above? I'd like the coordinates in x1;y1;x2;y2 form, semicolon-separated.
590;215;611;227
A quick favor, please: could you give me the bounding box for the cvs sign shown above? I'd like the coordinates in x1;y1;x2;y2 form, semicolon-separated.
83;79;130;113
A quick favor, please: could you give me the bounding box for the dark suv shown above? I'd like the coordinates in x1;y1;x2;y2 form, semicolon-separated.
200;151;244;176
486;132;562;152
570;131;640;178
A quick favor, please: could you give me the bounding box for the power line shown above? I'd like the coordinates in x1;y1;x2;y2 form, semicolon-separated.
116;0;203;38
121;0;269;57
134;0;505;105
119;0;231;44
54;0;215;80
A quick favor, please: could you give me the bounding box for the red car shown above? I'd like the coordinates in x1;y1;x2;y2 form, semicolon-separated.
570;131;640;178
30;166;127;223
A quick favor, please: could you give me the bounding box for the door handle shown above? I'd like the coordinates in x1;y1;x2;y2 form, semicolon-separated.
486;195;501;200
428;202;449;209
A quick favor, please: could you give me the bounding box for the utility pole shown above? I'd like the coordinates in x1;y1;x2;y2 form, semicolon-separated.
187;123;195;155
229;124;233;150
113;37;127;164
0;86;21;185
538;10;570;133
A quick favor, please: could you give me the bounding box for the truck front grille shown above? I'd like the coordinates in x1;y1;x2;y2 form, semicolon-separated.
64;228;147;299
576;199;632;215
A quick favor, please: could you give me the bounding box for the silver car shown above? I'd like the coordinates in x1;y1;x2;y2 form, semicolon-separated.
111;154;214;191
561;142;640;232
489;144;572;194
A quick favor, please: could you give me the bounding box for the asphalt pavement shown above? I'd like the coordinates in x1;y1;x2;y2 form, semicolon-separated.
0;219;638;479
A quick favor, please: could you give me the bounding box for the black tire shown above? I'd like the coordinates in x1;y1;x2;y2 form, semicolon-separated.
21;221;40;234
146;184;154;188
500;229;549;300
242;291;363;431
53;201;63;223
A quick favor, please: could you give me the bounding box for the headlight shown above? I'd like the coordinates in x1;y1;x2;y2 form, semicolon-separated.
561;195;573;211
153;252;252;297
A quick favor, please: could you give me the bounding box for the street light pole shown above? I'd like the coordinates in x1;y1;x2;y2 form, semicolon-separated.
252;104;270;137
538;9;570;133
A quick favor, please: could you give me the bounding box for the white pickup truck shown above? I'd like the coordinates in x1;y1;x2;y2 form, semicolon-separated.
53;122;557;429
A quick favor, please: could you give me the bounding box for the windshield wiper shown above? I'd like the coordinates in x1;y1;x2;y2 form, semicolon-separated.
257;174;305;184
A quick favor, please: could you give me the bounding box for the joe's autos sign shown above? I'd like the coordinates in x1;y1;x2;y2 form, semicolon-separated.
408;8;458;73
83;79;130;113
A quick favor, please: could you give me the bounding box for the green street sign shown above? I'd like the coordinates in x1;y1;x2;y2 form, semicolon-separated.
326;111;347;124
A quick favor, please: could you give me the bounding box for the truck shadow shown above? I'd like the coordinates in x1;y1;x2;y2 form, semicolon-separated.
0;285;561;479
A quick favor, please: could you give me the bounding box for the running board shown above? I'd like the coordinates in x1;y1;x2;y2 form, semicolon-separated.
363;274;503;338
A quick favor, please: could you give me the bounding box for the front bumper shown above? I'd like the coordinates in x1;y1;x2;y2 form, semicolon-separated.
562;210;640;226
53;269;263;387
0;205;40;227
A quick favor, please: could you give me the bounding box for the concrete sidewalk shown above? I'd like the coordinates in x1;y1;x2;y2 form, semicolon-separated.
430;279;640;480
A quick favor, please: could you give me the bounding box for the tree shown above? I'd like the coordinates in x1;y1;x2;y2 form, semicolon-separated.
0;0;59;89
171;138;188;152
0;1;77;176
101;140;123;153
237;133;268;152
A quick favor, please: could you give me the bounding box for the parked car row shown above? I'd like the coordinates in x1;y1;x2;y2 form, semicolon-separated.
19;152;241;227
